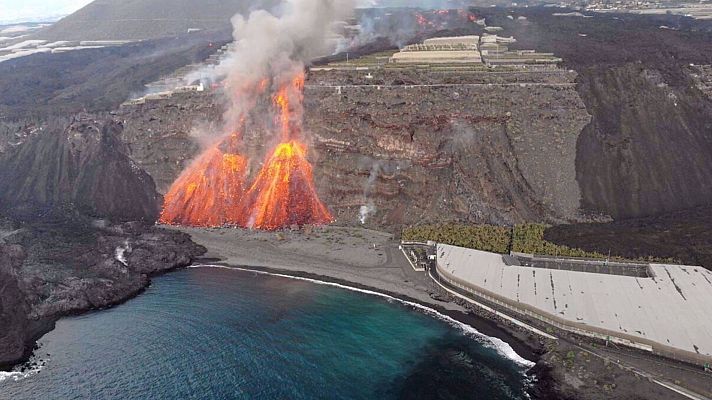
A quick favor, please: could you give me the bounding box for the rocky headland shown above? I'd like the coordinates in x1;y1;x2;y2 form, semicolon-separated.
0;116;205;368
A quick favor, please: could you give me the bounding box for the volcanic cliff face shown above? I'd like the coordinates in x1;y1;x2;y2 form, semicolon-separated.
0;117;161;222
305;69;589;226
118;67;590;228
0;243;36;366
483;8;712;220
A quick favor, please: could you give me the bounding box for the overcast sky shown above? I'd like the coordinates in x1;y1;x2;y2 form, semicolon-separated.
0;0;93;24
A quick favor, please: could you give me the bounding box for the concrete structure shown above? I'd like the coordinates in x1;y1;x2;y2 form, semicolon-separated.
390;50;482;64
390;35;482;65
436;244;712;365
423;35;480;47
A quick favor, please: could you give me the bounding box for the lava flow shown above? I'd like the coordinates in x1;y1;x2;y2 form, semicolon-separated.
160;72;332;230
240;73;332;230
159;136;247;226
240;140;332;230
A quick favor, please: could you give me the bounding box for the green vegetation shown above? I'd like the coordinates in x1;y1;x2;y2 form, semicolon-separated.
402;223;511;254
403;223;677;263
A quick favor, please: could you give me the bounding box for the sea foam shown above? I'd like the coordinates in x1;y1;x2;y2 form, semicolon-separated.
0;354;46;383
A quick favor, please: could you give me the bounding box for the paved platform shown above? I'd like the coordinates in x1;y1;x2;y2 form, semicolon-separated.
437;244;712;361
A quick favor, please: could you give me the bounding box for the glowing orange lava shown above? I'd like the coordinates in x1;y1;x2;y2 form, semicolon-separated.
159;141;247;226
240;140;332;230
241;72;331;230
160;71;331;230
272;74;305;141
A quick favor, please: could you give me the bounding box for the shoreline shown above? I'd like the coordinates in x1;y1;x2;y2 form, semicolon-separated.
188;262;541;366
3;225;562;399
1;250;198;372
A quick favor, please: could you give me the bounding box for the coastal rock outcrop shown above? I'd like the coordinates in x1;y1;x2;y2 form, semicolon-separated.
0;243;34;366
0;220;206;369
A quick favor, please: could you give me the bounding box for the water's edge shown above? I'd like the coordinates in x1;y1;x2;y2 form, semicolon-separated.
189;264;536;368
4;261;556;398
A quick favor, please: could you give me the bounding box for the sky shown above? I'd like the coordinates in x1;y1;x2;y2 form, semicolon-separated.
0;0;93;24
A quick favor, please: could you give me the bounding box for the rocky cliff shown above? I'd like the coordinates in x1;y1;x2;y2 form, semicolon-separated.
486;8;712;220
0;243;39;366
0;117;161;222
0;220;206;368
117;67;591;228
575;64;712;219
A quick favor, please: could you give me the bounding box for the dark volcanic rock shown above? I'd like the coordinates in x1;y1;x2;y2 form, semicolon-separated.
0;244;32;366
0;116;161;222
483;8;712;220
545;205;712;270
0;220;206;368
575;64;712;219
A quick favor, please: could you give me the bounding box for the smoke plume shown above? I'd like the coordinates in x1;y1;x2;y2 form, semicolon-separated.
161;0;354;229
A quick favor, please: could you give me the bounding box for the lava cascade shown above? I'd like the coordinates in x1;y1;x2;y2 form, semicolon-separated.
240;140;332;230
159;137;247;226
239;73;332;230
160;73;332;230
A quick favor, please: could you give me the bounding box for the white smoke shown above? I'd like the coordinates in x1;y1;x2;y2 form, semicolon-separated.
358;161;381;224
359;203;375;224
356;158;411;224
183;0;356;137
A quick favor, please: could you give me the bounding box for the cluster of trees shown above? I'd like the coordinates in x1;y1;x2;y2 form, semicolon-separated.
404;222;677;263
402;223;511;254
511;224;607;258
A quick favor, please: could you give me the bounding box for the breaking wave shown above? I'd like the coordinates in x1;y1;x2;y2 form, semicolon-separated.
0;354;47;383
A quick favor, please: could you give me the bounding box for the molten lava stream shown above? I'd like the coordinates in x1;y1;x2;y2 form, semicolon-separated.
159;145;247;227
240;141;332;230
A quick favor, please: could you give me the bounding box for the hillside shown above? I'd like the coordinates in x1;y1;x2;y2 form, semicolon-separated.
32;0;275;41
479;8;712;219
0;30;229;118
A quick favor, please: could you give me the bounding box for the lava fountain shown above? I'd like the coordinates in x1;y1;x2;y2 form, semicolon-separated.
160;0;346;230
241;140;332;230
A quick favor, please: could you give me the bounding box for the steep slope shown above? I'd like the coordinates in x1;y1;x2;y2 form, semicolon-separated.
575;64;712;218
0;244;37;367
482;8;712;219
33;0;276;41
0;117;161;222
117;66;590;228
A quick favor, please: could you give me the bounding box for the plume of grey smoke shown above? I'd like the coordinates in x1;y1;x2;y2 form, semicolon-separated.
223;0;356;133
181;0;355;139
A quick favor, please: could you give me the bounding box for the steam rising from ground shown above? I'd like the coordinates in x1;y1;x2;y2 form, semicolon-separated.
357;158;410;224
